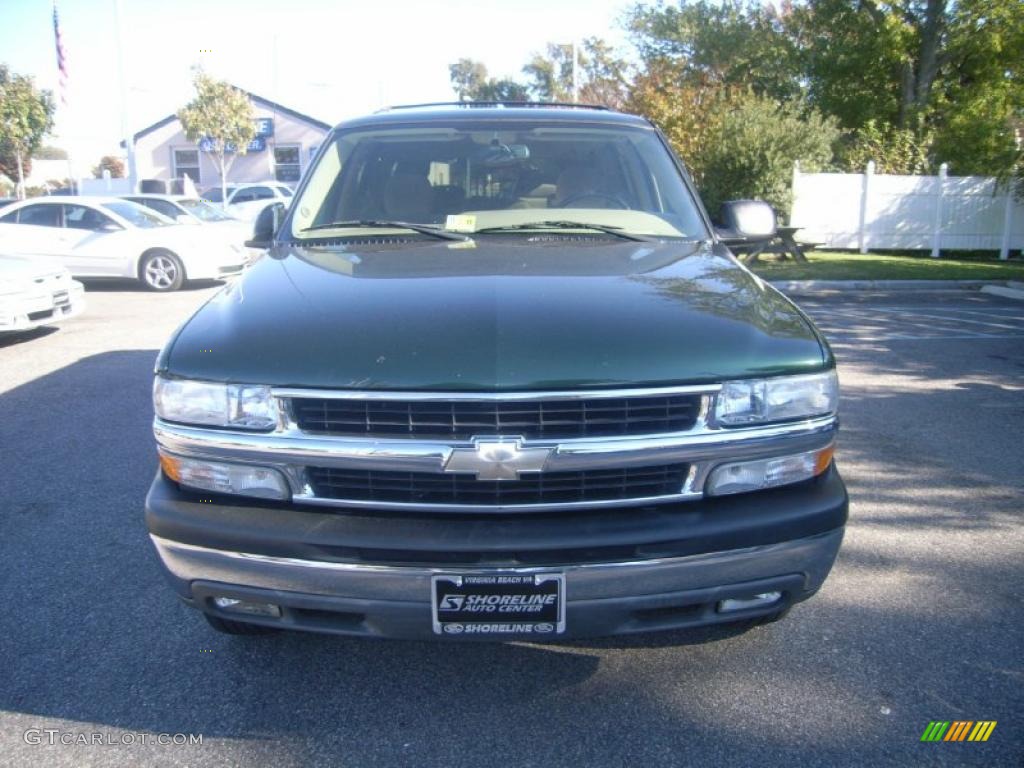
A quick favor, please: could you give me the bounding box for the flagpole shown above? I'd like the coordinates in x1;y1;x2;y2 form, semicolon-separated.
113;0;137;193
52;1;75;193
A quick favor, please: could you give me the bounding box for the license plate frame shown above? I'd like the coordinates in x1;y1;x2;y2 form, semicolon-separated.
431;572;565;637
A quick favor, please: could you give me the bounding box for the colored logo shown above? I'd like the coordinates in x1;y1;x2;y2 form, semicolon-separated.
920;721;996;742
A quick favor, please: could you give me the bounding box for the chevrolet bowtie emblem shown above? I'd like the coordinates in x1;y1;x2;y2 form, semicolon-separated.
443;438;553;481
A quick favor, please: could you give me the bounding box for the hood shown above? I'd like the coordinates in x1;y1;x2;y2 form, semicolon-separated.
159;238;829;390
0;254;60;279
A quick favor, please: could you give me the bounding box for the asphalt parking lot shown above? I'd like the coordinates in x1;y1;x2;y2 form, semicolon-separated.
0;281;1021;767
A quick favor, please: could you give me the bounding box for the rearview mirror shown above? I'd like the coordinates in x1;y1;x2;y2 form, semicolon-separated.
716;200;777;243
245;202;286;248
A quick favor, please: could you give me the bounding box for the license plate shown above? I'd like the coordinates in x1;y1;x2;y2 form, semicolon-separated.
431;573;565;637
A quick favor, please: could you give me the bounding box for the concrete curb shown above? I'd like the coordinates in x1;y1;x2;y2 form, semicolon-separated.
981;285;1024;301
768;279;997;292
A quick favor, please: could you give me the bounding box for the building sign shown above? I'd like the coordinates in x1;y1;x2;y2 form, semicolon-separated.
254;118;274;137
198;136;266;153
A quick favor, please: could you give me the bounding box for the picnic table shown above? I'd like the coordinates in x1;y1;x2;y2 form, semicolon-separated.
735;226;822;265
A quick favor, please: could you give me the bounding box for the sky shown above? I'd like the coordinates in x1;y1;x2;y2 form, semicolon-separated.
1;0;635;171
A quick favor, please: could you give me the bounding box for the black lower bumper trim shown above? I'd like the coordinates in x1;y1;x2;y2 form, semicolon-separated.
145;465;848;568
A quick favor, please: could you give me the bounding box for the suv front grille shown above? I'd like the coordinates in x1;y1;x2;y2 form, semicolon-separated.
290;394;703;440
306;464;689;508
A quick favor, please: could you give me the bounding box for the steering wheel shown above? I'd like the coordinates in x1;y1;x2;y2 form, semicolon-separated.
558;192;631;210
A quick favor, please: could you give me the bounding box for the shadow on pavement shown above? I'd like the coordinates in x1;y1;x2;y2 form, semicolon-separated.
78;278;226;293
0;325;59;349
0;347;1020;767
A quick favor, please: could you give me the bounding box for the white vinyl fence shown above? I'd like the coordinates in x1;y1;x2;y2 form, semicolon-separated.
790;162;1023;258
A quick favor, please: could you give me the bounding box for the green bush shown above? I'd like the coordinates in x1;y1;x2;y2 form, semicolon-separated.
697;93;839;220
837;120;933;175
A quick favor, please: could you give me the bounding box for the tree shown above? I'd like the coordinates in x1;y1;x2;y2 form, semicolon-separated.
0;65;55;199
627;0;803;103
521;38;631;107
626;62;733;186
928;0;1023;177
92;155;125;178
177;70;255;204
447;60;531;102
837;120;933;174
34;145;68;160
577;38;632;109
475;79;531;102
697;92;839;218
793;0;1022;175
523;44;576;102
449;59;488;101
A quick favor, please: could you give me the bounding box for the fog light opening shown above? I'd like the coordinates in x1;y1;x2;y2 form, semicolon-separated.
211;596;282;618
717;591;782;614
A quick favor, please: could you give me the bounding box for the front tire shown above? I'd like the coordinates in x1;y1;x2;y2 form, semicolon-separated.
139;250;185;291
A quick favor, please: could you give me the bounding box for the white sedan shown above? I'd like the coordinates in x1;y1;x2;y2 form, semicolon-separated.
0;254;85;333
0;197;245;291
122;194;256;260
201;183;292;222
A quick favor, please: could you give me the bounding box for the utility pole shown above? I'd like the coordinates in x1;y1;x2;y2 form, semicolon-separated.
113;0;137;192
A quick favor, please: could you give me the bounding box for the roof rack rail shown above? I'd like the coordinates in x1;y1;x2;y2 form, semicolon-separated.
377;101;614;113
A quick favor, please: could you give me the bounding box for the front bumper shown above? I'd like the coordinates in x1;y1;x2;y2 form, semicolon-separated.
181;253;246;281
0;280;85;332
146;467;847;639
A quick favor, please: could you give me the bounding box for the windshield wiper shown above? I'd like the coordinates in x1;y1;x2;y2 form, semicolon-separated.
301;220;470;242
475;220;656;242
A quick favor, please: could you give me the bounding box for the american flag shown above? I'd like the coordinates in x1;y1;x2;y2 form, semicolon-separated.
53;3;68;105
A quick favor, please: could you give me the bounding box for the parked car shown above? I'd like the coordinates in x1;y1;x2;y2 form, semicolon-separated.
0;254;85;333
0;197;245;291
147;103;846;639
200;182;293;222
122;194;253;258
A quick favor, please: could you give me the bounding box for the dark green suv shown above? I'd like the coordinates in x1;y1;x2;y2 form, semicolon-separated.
146;103;846;639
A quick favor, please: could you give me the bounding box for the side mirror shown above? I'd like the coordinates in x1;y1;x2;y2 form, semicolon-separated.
716;200;777;243
98;222;123;233
176;214;196;225
245;202;286;248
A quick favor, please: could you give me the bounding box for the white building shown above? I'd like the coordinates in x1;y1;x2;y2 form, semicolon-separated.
130;88;331;192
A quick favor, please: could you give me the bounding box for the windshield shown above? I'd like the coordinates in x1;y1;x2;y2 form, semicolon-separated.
101;201;172;228
177;198;234;222
289;119;708;240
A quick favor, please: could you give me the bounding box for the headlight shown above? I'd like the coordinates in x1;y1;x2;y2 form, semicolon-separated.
159;452;289;499
153;377;277;430
706;446;835;496
714;370;838;427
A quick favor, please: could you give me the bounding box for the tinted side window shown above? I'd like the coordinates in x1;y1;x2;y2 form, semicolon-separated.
18;204;61;227
0;209;18;223
250;186;275;200
64;205;117;231
231;189;255;203
137;199;180;219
